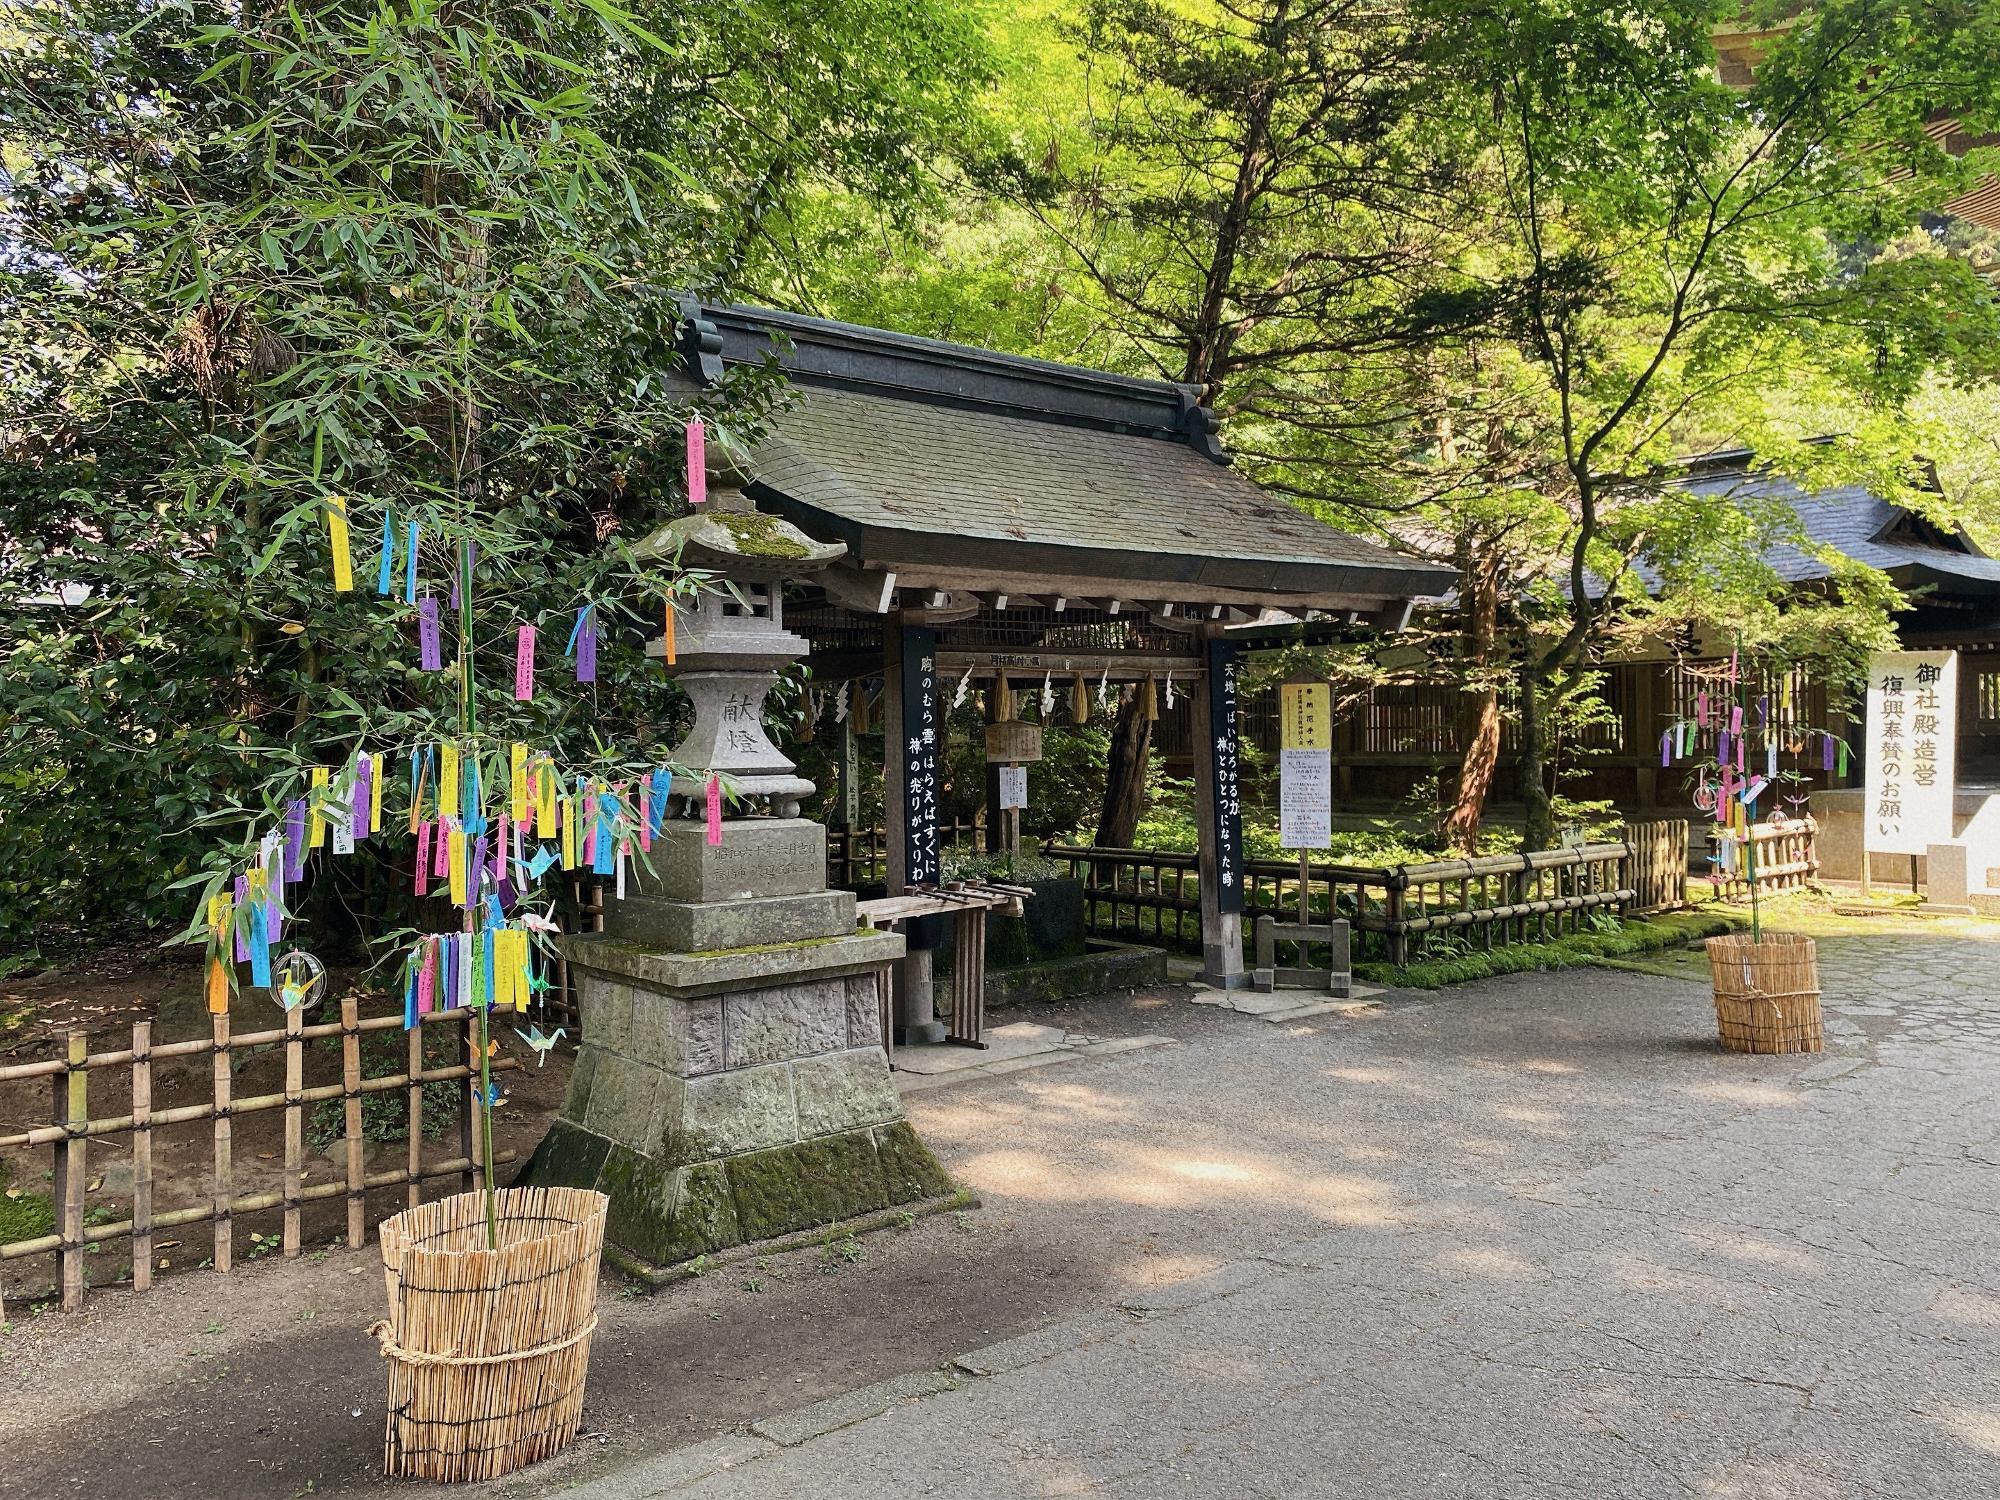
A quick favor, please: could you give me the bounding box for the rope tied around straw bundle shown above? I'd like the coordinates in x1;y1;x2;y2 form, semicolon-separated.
369;1314;599;1368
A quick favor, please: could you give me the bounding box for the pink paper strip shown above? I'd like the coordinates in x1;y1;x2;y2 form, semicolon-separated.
417;940;436;1016
514;624;535;701
638;783;652;852
686;419;707;505
415;820;432;896
433;818;450;878
705;775;723;846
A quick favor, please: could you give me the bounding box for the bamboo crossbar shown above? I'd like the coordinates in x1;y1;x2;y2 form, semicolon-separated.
0;1057;520;1150
0;1150;519;1262
0;1004;498;1083
0;998;533;1316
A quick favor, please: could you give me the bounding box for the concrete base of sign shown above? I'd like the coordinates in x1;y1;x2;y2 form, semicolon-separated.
1251;916;1352;997
517;926;958;1272
1924;842;1977;914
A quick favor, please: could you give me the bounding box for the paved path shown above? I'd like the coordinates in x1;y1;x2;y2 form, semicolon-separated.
554;928;2000;1500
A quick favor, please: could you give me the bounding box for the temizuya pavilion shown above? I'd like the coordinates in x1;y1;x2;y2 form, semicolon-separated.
666;300;1452;1027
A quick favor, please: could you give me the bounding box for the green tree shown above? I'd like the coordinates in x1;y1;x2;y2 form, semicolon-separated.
1412;0;2000;846
0;0;989;948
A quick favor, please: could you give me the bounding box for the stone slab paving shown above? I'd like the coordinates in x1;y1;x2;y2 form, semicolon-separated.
557;926;2000;1500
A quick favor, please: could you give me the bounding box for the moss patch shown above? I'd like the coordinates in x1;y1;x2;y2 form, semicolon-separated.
1356;910;1745;991
0;1160;54;1244
728;1131;889;1243
873;1121;957;1203
711;512;810;558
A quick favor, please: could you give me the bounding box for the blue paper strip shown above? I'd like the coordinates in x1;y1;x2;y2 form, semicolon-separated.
376;508;395;596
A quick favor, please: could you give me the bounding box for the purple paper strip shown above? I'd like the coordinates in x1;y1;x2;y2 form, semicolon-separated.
419;596;442;672
1822;735;1836;771
233;875;250;961
470;835;488;900
353;755;372;838
284;800;307;881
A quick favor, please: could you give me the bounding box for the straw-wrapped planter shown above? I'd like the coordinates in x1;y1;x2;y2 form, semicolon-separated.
1706;932;1822;1054
372;1186;608;1483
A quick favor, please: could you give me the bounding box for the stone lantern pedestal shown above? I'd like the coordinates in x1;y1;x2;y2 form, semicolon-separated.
519;462;958;1276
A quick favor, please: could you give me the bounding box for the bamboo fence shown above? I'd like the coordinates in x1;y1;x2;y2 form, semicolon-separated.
0;995;520;1317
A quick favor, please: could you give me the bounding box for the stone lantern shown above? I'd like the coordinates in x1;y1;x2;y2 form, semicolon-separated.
518;441;956;1276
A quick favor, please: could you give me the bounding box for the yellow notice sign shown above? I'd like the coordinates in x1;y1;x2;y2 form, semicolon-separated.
1280;681;1332;751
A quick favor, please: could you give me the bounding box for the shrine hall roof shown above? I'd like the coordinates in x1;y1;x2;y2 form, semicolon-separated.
675;300;1451;607
1666;450;2000;598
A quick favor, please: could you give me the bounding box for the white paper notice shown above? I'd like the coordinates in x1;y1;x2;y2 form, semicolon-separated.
1279;748;1331;849
998;764;1028;810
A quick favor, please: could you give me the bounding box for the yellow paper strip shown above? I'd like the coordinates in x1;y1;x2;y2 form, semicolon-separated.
448;827;467;908
309;766;329;849
440;743;461;819
560;795;577;870
371;749;386;832
510;743;528;824
326;496;353;592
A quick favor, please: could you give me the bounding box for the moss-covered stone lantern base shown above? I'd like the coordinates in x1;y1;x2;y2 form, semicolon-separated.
515;922;960;1276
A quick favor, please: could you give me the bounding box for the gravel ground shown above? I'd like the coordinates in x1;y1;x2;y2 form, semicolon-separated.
5;926;1997;1499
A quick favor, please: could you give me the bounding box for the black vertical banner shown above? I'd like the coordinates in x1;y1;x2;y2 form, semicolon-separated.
1207;637;1244;913
900;625;940;887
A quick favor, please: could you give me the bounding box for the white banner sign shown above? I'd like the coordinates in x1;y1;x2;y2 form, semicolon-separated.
1864;649;1957;856
1279;747;1332;849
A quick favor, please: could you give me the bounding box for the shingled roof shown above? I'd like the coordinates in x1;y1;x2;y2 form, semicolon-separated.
675;300;1451;608
1668;451;2000;598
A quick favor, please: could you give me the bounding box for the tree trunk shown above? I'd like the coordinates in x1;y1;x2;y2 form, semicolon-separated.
1096;691;1152;848
1518;661;1555;851
1443;547;1502;854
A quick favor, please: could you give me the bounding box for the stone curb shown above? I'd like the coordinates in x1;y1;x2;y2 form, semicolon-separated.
1118;1257;1284;1313
749;1367;961;1448
554;1432;777;1498
951;1308;1140;1377
895;1035;1175;1093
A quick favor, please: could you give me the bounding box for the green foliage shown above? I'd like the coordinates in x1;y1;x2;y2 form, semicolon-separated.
0;1161;55;1246
0;0;990;949
941;847;1066;884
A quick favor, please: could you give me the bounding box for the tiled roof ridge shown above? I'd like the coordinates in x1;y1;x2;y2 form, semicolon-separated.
675;296;1228;464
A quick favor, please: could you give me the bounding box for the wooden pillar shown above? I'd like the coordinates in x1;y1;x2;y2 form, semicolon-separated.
1192;634;1248;987
1632;661;1659;807
834;710;859;831
885;622;945;1043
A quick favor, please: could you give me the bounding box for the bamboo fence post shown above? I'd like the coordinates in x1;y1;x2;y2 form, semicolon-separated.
407;1014;425;1212
61;1030;88;1311
342;994;365;1249
132;1021;153;1291
211;1010;232;1275
283;1006;304;1257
